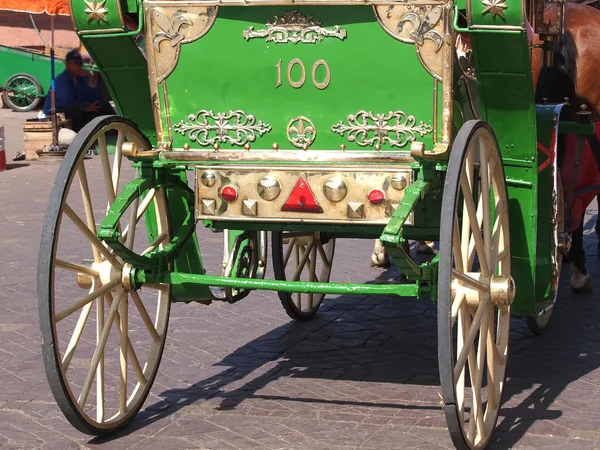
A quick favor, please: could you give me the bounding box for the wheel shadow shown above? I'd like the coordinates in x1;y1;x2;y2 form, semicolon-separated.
90;228;600;447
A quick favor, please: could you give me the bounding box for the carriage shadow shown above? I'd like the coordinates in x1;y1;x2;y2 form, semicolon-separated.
90;227;600;447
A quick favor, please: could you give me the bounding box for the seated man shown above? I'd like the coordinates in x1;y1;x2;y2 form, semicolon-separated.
43;49;114;132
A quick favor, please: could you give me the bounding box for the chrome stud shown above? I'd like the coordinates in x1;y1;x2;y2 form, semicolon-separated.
323;177;348;202
257;176;281;201
200;171;217;187
391;174;408;191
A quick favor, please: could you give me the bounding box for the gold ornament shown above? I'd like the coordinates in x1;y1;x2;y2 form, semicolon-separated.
481;0;508;19
84;0;108;23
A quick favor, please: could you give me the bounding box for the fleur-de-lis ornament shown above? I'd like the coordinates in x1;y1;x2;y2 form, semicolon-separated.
287;117;316;148
152;9;192;52
398;6;443;52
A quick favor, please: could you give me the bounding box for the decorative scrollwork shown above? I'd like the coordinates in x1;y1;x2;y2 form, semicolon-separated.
243;10;346;44
172;110;272;146
331;110;433;148
398;6;443;52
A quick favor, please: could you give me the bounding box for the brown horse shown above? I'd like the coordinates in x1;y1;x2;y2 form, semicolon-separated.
532;3;600;293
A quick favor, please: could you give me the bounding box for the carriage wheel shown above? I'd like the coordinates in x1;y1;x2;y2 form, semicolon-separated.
526;176;564;334
38;116;171;435
438;120;513;450
2;73;42;112
272;232;335;320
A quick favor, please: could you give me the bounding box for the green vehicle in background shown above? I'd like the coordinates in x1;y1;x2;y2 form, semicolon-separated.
0;44;64;112
36;0;586;447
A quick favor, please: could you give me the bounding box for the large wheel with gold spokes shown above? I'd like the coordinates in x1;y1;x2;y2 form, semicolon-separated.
272;232;335;321
438;120;514;450
38;116;171;435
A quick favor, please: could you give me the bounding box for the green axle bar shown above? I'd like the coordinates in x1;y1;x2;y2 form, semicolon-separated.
141;271;423;298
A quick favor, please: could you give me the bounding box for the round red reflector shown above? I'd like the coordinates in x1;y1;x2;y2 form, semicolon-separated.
221;185;238;202
368;188;385;206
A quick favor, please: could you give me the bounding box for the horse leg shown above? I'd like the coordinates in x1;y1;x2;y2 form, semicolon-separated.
569;216;593;294
371;239;390;268
596;193;600;253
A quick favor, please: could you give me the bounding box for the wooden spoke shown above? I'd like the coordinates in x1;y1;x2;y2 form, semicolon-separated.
55;279;120;322
307;244;317;309
317;243;331;267
61;295;95;370
452;270;489;294
141;232;168;256
77;161;102;263
55;259;99;277
105;291;147;387
283;238;297;266
96;292;105;423
62;203;120;267
460;177;490;278
98;134;116;206
78;290;124;407
292;241;315;281
112;131;124;197
453;301;488;380
119;290;128;414
479;145;492;274
125;197;139;250
130;291;161;342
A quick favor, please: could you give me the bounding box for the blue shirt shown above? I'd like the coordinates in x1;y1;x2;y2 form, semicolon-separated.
43;70;100;115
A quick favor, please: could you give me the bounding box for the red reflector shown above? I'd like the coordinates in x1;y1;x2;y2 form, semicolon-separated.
368;188;385;206
221;185;238;203
281;177;323;213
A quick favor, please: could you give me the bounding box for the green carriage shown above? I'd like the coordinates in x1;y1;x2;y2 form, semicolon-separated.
37;0;573;447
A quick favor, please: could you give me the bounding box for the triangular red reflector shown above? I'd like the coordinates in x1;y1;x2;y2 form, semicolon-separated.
281;177;323;213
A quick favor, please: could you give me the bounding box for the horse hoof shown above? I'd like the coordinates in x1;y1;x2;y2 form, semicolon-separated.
571;272;593;295
370;253;391;269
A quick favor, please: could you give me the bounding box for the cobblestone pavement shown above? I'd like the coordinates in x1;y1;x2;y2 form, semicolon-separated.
0;109;599;449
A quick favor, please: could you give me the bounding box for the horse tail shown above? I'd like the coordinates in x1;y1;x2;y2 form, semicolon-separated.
535;32;578;104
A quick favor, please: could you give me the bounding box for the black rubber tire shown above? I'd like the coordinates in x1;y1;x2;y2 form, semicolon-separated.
37;115;170;436
272;232;335;321
2;73;42;112
438;120;511;450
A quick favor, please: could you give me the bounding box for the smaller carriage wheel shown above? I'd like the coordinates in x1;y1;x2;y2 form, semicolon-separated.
526;176;564;334
438;120;514;450
2;73;42;112
272;232;335;320
38;116;172;435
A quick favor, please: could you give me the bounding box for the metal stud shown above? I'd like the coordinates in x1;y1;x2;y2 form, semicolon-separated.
391;174;408;191
257;176;281;201
323;177;348;202
200;171;217;187
347;202;364;219
242;199;258;216
183;143;190;150
213;143;220;151
272;142;279;151
201;198;216;215
244;143;251;151
375;143;382;151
